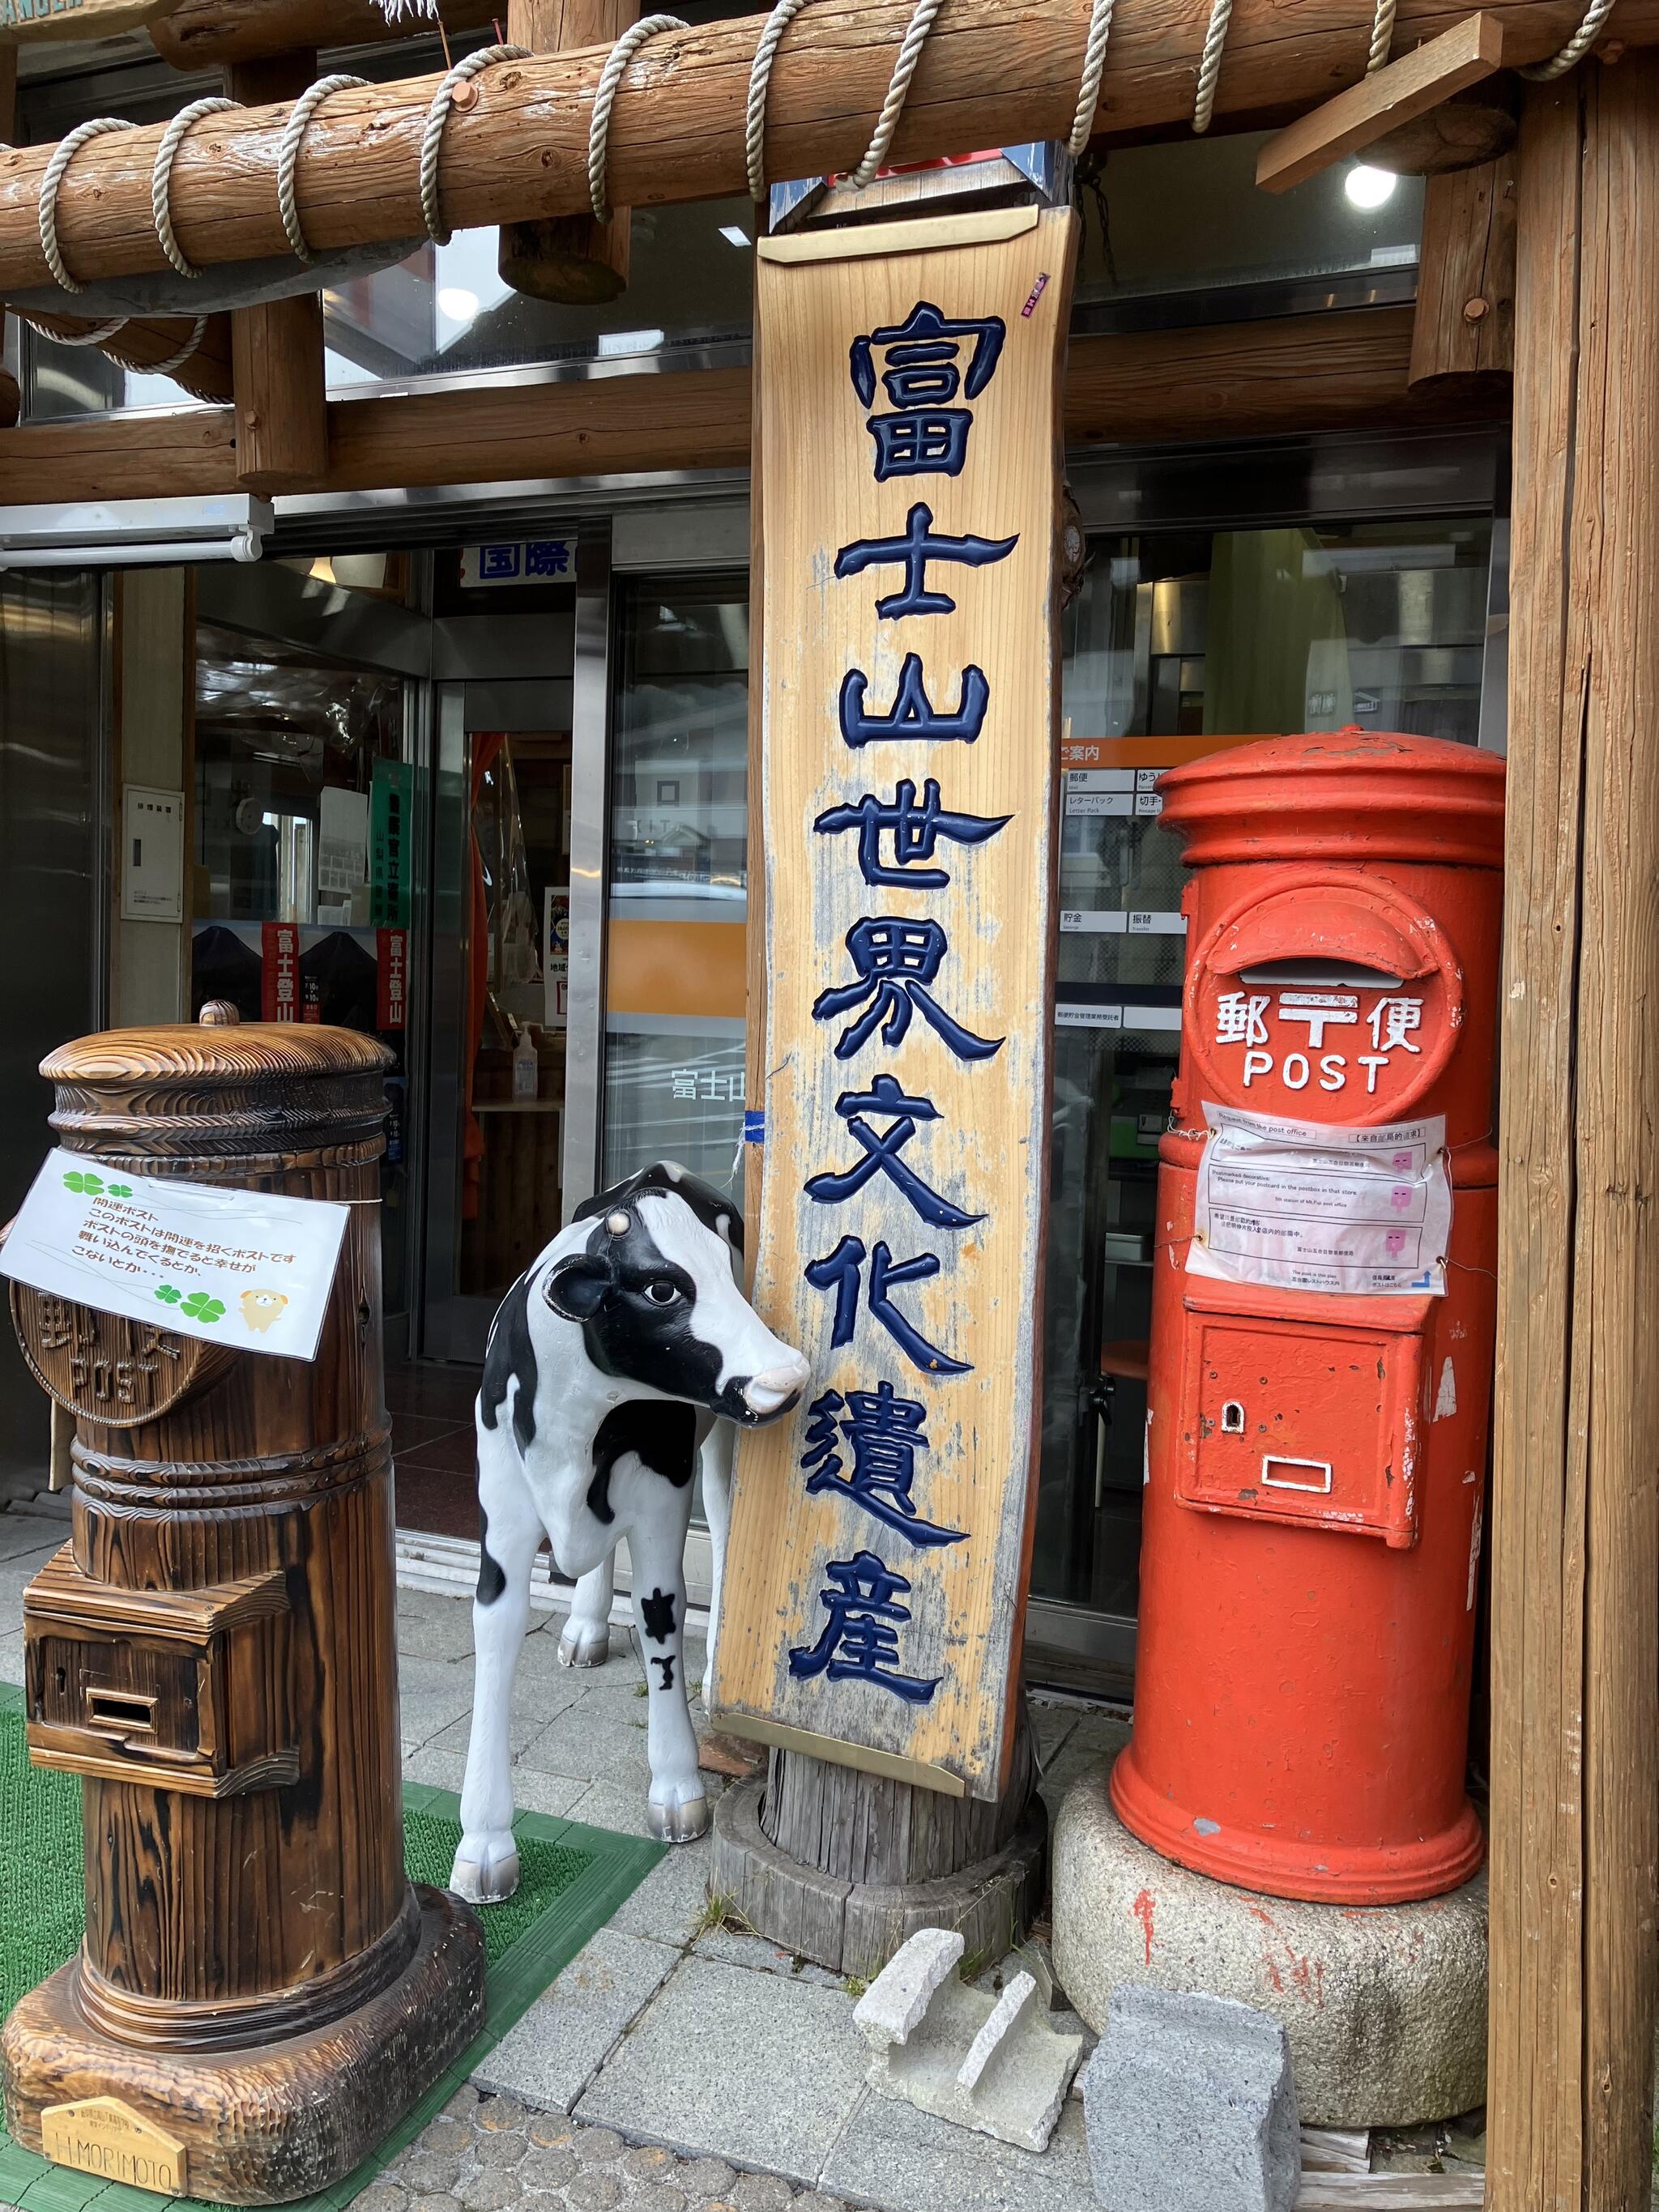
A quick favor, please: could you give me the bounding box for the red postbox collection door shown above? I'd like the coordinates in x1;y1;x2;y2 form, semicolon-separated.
1111;731;1505;1907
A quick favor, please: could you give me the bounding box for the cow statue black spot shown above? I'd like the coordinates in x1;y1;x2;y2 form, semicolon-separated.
451;1162;808;1899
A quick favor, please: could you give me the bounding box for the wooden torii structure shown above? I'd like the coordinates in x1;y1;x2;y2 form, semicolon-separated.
0;4;1653;2205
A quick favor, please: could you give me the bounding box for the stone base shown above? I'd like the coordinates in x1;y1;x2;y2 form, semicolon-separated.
1;1884;487;2206
711;1775;1048;1983
1051;1770;1487;2127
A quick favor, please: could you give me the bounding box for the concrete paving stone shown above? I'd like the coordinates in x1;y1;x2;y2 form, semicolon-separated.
476;2128;531;2169
676;2159;736;2201
565;2176;623;2212
428;1677;587;1764
691;1926;842;1990
0;1511;66;1562
410;2196;463;2212
356;2184;408;2212
446;2085;483;2118
521;2145;581;2189
632;2185;689;2212
621;2146;679;2182
564;1779;666;1842
458;2169;522;2211
518;1696;655;1788
729;2175;794;2211
399;1654;477;1751
417;2116;472;2159
821;2082;1100;2212
0;1545;66;1620
479;1929;679;2114
399;1586;481;1661
528;2114;578;2150
396;2150;463;2193
605;1837;714;1946
0;1629;24;1685
793;2196;847;2212
478;2094;527;2133
572;2126;626;2163
1031;1700;1082;1767
574;1956;869;2186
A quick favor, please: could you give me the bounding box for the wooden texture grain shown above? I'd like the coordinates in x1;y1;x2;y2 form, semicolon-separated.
0;0;1647;294
0;303;1507;509
151;0;498;70
714;207;1073;1802
19;310;235;403
1408;153;1516;387
1256;13;1505;191
1486;58;1659;2212
1;1018;486;2203
500;0;638;306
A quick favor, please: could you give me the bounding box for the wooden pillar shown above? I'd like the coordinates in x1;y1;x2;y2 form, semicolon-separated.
1488;53;1659;2212
498;0;638;304
226;50;329;493
1407;153;1516;393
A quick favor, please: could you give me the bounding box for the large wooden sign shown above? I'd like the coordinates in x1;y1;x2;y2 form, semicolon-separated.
714;202;1076;1802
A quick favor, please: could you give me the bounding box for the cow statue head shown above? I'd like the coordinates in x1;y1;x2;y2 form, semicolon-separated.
545;1161;808;1426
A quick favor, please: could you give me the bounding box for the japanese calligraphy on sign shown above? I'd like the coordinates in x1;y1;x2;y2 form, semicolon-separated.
714;206;1077;1801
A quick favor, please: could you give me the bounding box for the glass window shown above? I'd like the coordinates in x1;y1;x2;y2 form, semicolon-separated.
1034;517;1492;1614
601;575;749;1200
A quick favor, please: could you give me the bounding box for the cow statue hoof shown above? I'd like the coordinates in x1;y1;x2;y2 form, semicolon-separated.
557;1618;612;1669
450;1831;521;1904
649;1788;712;1846
454;1163;808;1875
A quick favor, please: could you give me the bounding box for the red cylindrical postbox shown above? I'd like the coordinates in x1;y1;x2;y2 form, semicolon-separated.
1111;731;1504;1906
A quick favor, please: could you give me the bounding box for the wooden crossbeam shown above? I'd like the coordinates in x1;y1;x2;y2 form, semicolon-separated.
151;0;498;70
0;305;1508;508
0;0;1644;298
1256;14;1506;191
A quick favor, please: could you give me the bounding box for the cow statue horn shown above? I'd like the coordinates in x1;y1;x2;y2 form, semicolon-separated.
450;1164;808;1899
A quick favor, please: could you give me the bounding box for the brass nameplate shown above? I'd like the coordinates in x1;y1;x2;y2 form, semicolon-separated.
41;2097;186;2194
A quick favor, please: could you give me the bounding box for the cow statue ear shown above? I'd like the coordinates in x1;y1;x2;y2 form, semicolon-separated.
544;1254;612;1322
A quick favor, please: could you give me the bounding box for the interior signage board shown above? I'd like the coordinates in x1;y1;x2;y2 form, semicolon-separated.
714;204;1077;1801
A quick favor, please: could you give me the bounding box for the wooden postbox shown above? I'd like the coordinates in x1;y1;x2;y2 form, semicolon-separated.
0;1012;486;2206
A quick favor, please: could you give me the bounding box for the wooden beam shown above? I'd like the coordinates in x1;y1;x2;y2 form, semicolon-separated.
0;0;1644;297
1408;154;1516;387
1487;54;1659;2212
23;309;236;403
1256;13;1506;192
0;305;1508;508
500;0;638;306
226;53;330;494
151;0;498;70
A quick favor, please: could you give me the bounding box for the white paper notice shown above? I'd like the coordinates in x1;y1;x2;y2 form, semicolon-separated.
1188;1103;1452;1297
0;1150;351;1361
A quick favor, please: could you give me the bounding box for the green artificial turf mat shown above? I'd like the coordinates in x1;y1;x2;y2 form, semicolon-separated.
0;1681;663;2212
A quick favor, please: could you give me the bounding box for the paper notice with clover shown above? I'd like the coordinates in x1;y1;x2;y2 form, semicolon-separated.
0;1149;349;1361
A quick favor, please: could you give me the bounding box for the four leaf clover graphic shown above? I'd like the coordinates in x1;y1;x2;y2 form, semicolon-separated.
108;1183;133;1198
180;1293;225;1324
62;1170;104;1196
155;1285;182;1305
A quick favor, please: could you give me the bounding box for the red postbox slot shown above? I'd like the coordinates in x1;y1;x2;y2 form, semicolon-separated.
1173;1283;1428;1549
1212;895;1433;991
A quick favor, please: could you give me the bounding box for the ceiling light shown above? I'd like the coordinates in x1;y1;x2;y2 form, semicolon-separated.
719;224;750;247
1344;164;1397;210
437;285;480;322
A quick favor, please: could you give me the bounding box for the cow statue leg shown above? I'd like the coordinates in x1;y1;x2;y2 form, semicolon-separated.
559;1558;614;1669
451;1422;545;1904
626;1486;707;1844
699;1416;735;1686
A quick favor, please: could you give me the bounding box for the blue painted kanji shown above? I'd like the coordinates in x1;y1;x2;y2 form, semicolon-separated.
850;302;1006;410
814;778;1010;888
804;1234;971;1376
812;917;1004;1063
800;1383;966;1549
837;657;991;751
835;503;1017;620
788;1548;942;1704
804;1072;984;1230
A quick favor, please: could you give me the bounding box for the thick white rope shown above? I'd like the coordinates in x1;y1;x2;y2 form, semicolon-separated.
421;44;530;245
745;0;811;201
1366;0;1398;72
1068;0;1116;155
38;116;136;295
847;0;945;187
589;16;687;220
1196;0;1395;134
152;96;239;279
1520;0;1618;77
278;75;368;260
19;311;127;346
128;315;211;376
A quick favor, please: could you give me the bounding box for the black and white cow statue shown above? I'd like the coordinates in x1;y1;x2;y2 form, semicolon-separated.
450;1162;808;1902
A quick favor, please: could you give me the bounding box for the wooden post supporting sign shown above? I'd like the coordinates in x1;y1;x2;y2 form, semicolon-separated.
1487;54;1659;2212
714;202;1074;1809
